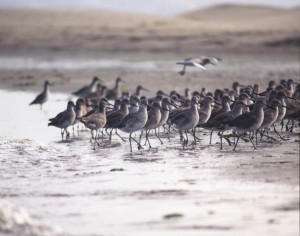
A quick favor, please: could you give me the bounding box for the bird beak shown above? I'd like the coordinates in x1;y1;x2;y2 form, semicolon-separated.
213;100;221;106
284;95;296;100
131;103;138;107
142;88;150;92
169;102;179;108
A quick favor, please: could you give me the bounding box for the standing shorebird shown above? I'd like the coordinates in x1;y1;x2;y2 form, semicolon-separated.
118;100;149;152
176;56;221;76
48;101;76;141
140;101;163;149
105;98;133;143
72;76;101;98
29;80;53;109
133;85;150;98
200;100;246;149
209;95;232;120
221;99;266;150
198;96;215;125
170;96;200;148
259;99;283;141
105;77;126;100
129;96;140;114
79;100;109;149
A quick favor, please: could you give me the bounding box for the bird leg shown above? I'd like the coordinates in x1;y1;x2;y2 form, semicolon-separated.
233;135;240;151
191;128;197;146
60;129;64;141
259;129;279;143
209;131;213;145
273;124;287;140
248;132;257;149
130;133;144;151
217;131;223;149
154;129;163;145
129;133;133;152
146;130;153;149
184;130;189;146
109;129;113;143
280;120;285;131
115;129;126;142
179;65;186;76
179;131;185;149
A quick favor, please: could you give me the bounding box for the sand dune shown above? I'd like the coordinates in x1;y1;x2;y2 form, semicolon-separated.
181;4;300;31
0;5;299;53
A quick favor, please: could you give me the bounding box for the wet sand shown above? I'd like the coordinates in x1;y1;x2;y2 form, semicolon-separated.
0;55;299;235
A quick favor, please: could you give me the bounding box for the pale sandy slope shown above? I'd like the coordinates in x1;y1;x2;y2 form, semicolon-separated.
0;4;299;52
181;4;300;31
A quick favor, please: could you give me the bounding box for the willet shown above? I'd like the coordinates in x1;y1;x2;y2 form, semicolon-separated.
200;100;246;149
134;85;150;98
48;101;76;141
276;91;298;133
232;82;245;96
140;101;164;148
221;99;266;150
105;98;133;142
170;96;200;147
158;97;176;129
184;88;191;99
293;84;300;99
87;84;107;106
198;96;215;125
129;96;140;114
284;101;300;133
72;76;101;98
105;77;125;100
72;98;87;134
107;99;122;116
79;100;109;149
268;80;276;90
118;99;149;152
259;99;283;141
29;80;53;109
209;95;232;120
80;98;109;118
177;56;221;75
147;90;168;105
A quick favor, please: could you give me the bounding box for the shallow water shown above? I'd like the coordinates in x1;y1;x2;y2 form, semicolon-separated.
0;90;299;236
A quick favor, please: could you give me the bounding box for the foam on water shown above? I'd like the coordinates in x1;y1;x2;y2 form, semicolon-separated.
0;200;62;236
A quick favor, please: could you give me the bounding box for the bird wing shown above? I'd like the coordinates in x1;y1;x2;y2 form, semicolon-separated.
48;110;66;125
30;92;44;105
171;112;186;126
192;62;206;70
72;86;87;96
106;113;124;128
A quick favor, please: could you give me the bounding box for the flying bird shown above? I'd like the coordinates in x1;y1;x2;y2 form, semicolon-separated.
176;56;221;76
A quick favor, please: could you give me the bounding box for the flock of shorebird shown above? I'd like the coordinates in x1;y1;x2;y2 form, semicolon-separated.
29;57;300;152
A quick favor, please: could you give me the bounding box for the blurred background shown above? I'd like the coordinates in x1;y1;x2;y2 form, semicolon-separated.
0;0;299;54
0;0;299;93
